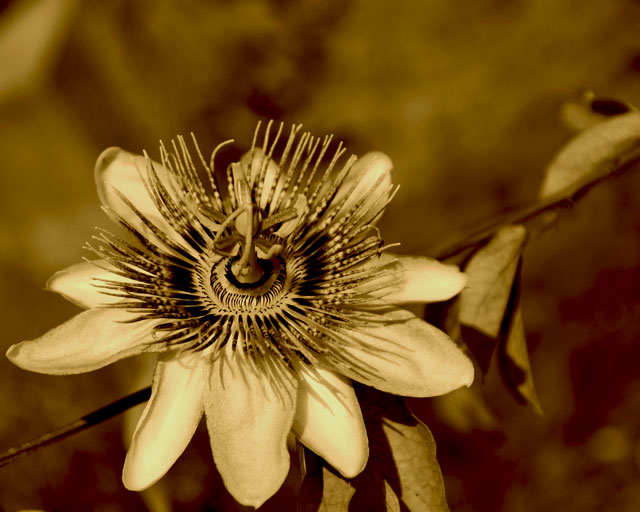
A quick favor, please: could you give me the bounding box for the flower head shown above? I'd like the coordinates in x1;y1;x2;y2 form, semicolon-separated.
7;122;473;508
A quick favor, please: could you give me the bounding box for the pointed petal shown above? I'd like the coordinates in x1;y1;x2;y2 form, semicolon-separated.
339;306;474;397
6;309;157;375
46;260;132;309
375;253;467;304
123;351;204;490
332;151;393;224
275;193;306;237
240;148;283;210
203;354;296;508
94;147;175;236
293;368;368;478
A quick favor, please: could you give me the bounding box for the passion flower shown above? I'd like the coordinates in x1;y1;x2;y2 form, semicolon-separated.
7;122;473;508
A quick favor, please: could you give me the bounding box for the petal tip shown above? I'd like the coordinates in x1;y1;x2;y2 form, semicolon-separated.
359;151;393;173
238;495;268;509
5;340;49;373
448;265;468;296
223;454;291;508
45;268;67;294
122;446;167;492
95;147;127;204
336;448;368;479
5;343;22;365
122;465;155;492
459;353;475;389
431;261;468;300
45;265;95;308
5;341;40;372
5;341;42;373
227;473;286;508
95;147;124;175
354;152;393;189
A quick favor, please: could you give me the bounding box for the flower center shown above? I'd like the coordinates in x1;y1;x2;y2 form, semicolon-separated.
210;162;299;285
206;255;291;314
90;122;394;376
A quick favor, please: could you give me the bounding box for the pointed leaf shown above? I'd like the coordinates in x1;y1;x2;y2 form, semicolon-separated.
374;417;447;512
540;111;640;199
298;448;400;512
298;449;355;512
381;480;401;512
497;271;543;414
560;92;633;132
358;386;451;512
499;306;542;414
459;225;527;338
431;385;499;434
299;388;448;512
319;467;356;512
349;470;401;512
381;418;448;512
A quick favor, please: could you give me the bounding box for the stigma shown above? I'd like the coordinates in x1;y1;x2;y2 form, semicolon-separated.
212;140;302;285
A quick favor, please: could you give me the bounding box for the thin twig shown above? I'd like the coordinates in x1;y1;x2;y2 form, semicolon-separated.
0;387;151;468
436;154;640;260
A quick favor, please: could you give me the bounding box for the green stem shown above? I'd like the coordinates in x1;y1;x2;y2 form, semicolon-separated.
436;154;640;260
0;387;151;468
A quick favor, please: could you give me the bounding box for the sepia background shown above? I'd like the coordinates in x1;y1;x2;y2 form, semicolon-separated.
2;0;640;510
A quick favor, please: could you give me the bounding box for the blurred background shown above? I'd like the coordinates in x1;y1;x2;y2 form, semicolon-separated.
1;0;640;510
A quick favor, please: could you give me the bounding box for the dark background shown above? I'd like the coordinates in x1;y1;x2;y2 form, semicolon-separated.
1;0;640;510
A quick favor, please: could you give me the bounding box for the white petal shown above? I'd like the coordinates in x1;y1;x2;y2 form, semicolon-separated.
240;148;283;210
339;306;474;397
275;193;307;237
6;308;157;375
293;368;368;478
46;260;131;309
375;253;467;304
94;147;176;236
331;151;393;225
123;352;204;490
203;354;296;508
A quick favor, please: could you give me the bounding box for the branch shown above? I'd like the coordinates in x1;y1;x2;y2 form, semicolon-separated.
0;387;151;468
436;154;640;260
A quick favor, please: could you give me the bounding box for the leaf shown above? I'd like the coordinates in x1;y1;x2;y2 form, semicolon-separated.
381;417;448;512
350;470;401;512
431;385;499;434
299;388;449;512
459;225;528;338
497;270;543;414
299;453;400;512
540;110;640;199
381;480;401;512
560;91;633;133
357;386;451;512
317;467;356;512
298;451;355;512
500;306;543;414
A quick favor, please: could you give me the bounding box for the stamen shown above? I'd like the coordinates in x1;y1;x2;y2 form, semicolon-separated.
232;204;265;284
232;243;263;284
